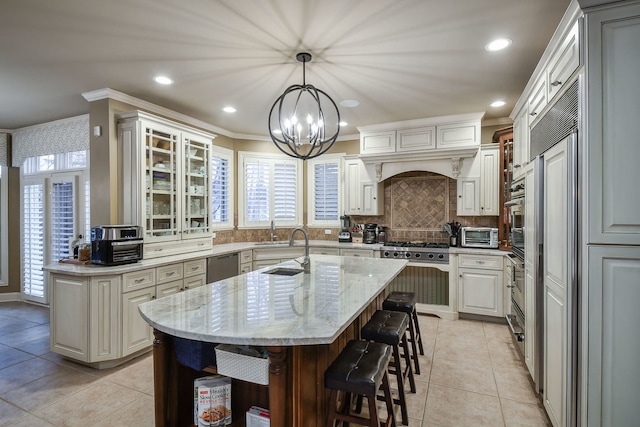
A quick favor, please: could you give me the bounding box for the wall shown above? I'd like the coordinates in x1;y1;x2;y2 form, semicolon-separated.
0;165;21;295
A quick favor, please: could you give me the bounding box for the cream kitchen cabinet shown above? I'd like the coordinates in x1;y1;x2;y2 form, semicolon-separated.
240;250;253;273
527;75;548;123
512;107;530;180
396;126;436;152
50;274;120;364
436;121;480;149
339;248;375;258
49;258;207;367
252;246;305;270
119;110;215;259
457;146;499;216
457;253;504;317
309;247;340;255
343;157;384;216
360;130;396;154
547;21;579;103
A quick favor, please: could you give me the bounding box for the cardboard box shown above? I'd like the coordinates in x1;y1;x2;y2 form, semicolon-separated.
194;376;231;426
246;406;270;427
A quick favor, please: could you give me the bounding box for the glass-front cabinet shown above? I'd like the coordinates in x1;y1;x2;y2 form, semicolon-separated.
119;111;215;258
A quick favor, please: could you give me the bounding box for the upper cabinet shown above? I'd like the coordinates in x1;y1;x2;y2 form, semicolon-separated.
343;157;384;216
456;145;500;216
118;111;216;258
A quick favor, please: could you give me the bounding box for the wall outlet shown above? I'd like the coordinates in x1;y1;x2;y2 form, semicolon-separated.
212;232;216;238
324;229;332;235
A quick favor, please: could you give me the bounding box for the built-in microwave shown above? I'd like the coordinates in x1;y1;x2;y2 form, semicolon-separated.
460;227;499;249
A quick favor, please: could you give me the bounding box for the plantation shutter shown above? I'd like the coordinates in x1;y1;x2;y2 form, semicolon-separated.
273;161;297;221
23;182;45;301
50;178;76;263
211;155;229;223
245;160;270;222
313;161;339;221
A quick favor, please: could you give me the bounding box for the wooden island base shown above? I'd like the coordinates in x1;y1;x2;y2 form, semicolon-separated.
151;292;386;426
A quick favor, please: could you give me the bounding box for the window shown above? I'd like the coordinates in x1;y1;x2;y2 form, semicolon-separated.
22;151;89;304
306;154;343;227
238;152;302;228
0;166;7;286
210;146;234;230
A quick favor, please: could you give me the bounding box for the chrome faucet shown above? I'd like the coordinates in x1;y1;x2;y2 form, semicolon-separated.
270;220;276;242
289;227;310;273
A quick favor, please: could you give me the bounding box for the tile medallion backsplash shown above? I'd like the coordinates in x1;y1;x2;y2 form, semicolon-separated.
390;175;449;231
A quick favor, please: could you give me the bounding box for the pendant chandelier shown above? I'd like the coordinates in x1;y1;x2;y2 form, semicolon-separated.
268;52;340;160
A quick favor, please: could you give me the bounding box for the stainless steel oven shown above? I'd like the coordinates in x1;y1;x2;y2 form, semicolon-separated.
505;253;525;357
506;179;525;260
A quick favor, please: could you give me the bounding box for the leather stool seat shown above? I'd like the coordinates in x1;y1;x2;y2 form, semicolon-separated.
361;310;416;425
324;340;396;427
383;291;425;375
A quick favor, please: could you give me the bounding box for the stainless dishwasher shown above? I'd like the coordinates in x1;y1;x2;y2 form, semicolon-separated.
207;252;239;283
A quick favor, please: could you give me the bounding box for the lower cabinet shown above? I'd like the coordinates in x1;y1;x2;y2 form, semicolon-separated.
252;247;305;270
49;259;206;367
339;248;375;258
309;247;340;255
457;253;504;317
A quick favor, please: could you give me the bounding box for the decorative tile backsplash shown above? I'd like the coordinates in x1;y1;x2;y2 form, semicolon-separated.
213;170;498;245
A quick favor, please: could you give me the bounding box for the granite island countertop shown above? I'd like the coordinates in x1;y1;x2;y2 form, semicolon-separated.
138;254;407;346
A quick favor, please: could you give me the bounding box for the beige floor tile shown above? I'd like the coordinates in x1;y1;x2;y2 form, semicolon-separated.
0;399;29;426
483;322;513;344
102;353;154;395
436;319;486;340
405;379;428;420
92;394;156;427
430;355;497;397
0;358;67;394
424;384;505;427
433;336;491;364
500;398;551;427
1;365;100;411
1;413;56;427
494;369;539;405
32;379;145;427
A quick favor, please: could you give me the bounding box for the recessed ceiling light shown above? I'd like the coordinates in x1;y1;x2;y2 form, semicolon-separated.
485;38;512;52
223;106;236;113
490;100;506;107
154;75;173;85
339;121;348;127
340;100;359;108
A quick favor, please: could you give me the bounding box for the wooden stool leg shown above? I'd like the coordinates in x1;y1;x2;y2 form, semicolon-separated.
391;344;409;425
413;310;425;355
367;394;379;427
401;333;416;393
326;389;339;427
407;315;421;375
381;372;397;427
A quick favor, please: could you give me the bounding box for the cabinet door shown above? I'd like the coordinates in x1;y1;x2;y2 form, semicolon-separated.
89;276;120;362
547;21;580;102
344;159;361;215
586;5;640;246
183;133;211;239
457;177;480;216
512;109;529;180
397;126;435;152
309;247;340;255
528;76;547;122
524;162;537;378
122;287;155;356
480;147;499;216
361;181;381;215
184;275;206;290
360;131;396;154
436;121;480;149
50;275;88;361
458;268;503;317
339;248;374;258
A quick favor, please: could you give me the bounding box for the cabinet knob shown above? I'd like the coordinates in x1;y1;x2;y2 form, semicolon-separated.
550;80;562;87
477;260;485;264
530;111;537;116
459;274;462;278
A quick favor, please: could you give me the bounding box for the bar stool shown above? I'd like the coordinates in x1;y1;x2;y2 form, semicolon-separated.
324;340;396;427
383;291;424;375
361;310;416;426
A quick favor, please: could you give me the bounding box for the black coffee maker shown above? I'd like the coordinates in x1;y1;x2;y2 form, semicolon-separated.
364;223;377;244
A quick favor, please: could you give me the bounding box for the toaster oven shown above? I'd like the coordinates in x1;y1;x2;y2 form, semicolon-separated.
460;227;499;249
90;225;143;265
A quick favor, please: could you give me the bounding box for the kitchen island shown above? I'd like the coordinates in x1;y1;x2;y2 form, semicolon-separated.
138;254;407;427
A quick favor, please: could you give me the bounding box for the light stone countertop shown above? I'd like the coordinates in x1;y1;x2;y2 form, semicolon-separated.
137;255;408;346
43;240;384;276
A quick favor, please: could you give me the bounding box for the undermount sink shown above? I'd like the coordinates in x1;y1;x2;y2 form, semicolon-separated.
254;241;290;246
262;267;305;276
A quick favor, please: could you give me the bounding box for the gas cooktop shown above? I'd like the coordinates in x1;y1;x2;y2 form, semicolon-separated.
381;241;450;263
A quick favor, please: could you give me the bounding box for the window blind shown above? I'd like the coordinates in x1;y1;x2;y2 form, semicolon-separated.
273;162;297;221
50;180;75;262
245;160;270;222
313;162;339;221
211;155;229;223
23;183;45;300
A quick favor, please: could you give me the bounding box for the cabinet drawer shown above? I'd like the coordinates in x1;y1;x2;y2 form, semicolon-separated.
253;247;305;261
458;254;503;270
122;268;156;292
156;263;184;284
240;250;253;264
184;259;206;278
184;275;206;290
309;247;340;255
240;262;252;274
156;280;183;298
340;248;374;258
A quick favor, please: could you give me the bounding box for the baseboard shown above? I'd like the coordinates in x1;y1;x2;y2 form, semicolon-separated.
0;292;22;302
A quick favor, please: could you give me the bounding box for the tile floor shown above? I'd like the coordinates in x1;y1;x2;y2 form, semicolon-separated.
0;301;550;426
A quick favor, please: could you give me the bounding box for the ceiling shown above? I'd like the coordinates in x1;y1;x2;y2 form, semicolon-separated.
1;0;571;139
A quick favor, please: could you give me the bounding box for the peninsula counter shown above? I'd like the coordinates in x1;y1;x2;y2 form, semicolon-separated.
138;254;407;426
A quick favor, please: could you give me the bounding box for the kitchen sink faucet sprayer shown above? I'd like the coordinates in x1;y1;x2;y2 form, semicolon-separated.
289;227;310;273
